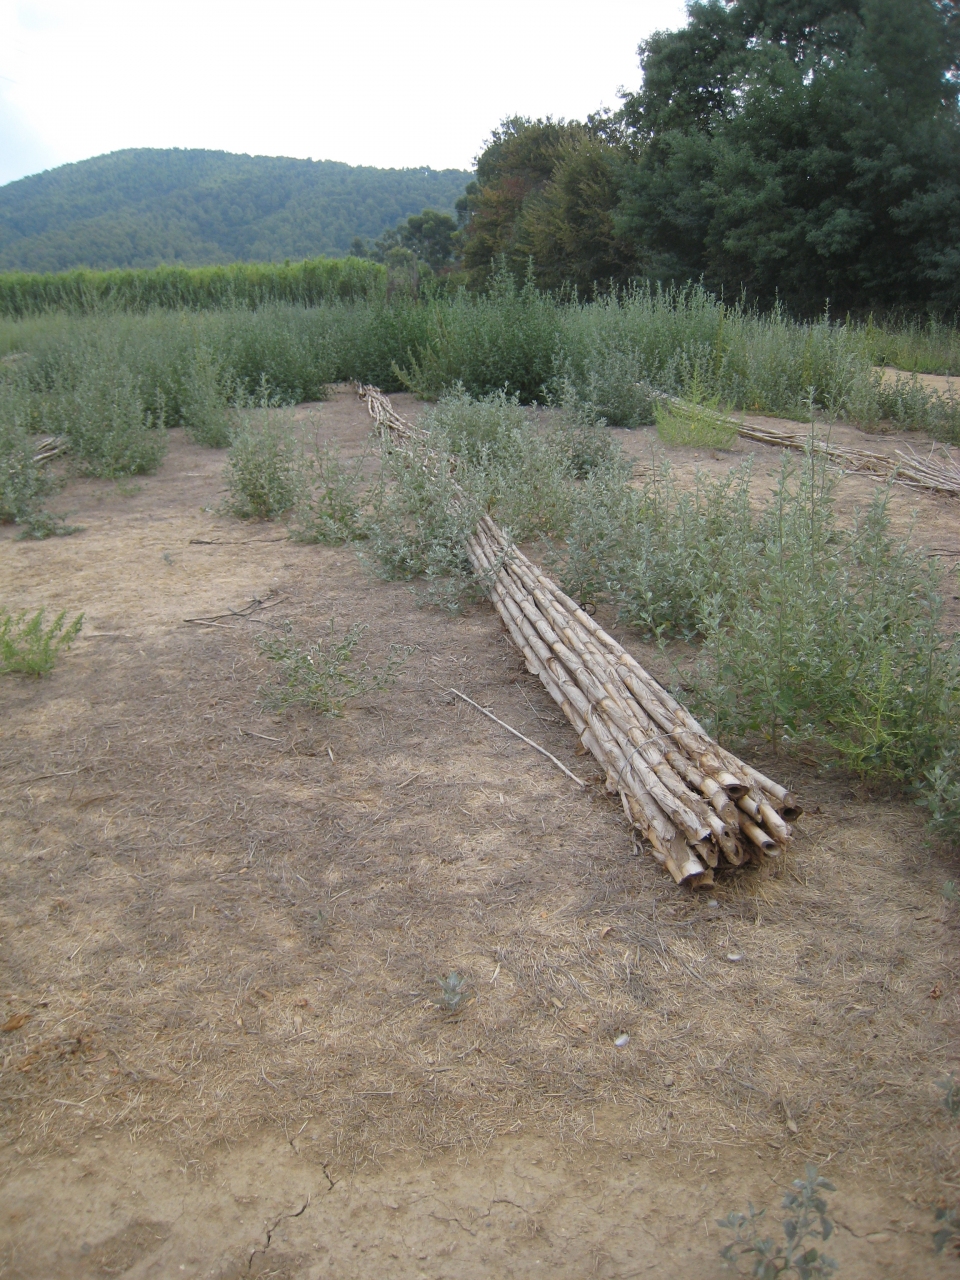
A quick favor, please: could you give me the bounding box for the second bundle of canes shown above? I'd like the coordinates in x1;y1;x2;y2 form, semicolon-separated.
360;384;800;887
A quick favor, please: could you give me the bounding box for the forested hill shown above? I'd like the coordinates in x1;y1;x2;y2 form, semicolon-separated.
0;149;472;272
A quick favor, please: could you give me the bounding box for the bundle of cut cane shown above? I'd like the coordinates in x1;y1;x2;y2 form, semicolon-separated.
31;435;68;464
655;391;960;498
359;384;799;886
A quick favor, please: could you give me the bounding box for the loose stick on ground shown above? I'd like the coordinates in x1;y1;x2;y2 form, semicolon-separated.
440;685;586;788
360;384;799;887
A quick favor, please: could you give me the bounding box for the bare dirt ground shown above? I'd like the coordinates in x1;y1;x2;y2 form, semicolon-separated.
1;389;958;1278
879;366;960;398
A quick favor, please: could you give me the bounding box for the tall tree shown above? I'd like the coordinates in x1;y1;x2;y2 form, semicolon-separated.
458;116;634;292
617;0;960;311
457;117;578;287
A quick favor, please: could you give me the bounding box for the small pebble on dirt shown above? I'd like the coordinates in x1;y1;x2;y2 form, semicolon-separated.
614;1034;630;1047
726;952;743;962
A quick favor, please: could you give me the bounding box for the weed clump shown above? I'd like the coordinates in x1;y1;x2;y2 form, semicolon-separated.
178;347;235;448
222;411;305;519
370;387;960;835
0;372;79;538
1;418;54;532
257;619;410;716
290;445;370;545
688;457;960;791
718;1164;838;1277
549;445;960;815
431;973;471;1013
222;408;370;542
368;386;626;610
0;609;83;676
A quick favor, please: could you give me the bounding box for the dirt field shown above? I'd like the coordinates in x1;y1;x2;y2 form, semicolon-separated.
880;365;960;399
1;389;958;1278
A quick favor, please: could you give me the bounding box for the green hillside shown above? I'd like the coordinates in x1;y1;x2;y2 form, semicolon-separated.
0;148;472;272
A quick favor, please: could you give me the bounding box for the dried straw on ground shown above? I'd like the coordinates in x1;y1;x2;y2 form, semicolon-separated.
359;384;799;887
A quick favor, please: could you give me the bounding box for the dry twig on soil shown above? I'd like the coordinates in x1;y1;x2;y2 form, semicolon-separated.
360;384;800;887
440;685;586;787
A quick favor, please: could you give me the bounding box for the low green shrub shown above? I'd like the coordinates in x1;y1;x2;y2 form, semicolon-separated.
859;314;960;377
0;371;79;537
431;973;471;1013
222;410;306;519
1;384;52;525
918;751;960;847
875;373;960;445
257;619;410;715
0;608;84;675
290;444;369;545
178;346;234;447
59;363;166;477
3;286;957;482
367;423;485;610
559;458;757;637
553;446;960;805
690;458;960;791
556;286;881;427
718;1164;838;1278
368;387;624;609
396;264;562;402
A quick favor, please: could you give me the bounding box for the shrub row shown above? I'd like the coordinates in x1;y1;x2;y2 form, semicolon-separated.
3;275;958;534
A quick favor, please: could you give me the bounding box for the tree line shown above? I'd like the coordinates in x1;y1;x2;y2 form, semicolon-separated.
371;1;960;314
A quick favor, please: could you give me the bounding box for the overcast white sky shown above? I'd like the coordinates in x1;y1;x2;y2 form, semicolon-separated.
0;0;688;186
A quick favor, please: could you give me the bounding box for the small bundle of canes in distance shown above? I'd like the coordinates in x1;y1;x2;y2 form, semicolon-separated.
360;385;800;887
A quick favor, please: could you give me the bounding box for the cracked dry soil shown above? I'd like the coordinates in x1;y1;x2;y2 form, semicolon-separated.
1;388;958;1278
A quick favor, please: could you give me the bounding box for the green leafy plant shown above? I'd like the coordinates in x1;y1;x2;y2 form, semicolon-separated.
290;443;370;545
257;619;410;716
0;608;84;676
0;373;78;538
718;1165;838;1278
432;972;471;1013
938;1073;960;1119
369;386;626;611
222;411;306;519
47;343;166;478
934;1206;960;1255
918;752;960;845
178;346;234;447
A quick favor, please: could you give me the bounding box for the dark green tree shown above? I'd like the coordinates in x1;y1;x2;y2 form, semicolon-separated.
617;0;960;311
515;135;635;292
457;116;634;291
457;117;580;287
399;209;458;270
